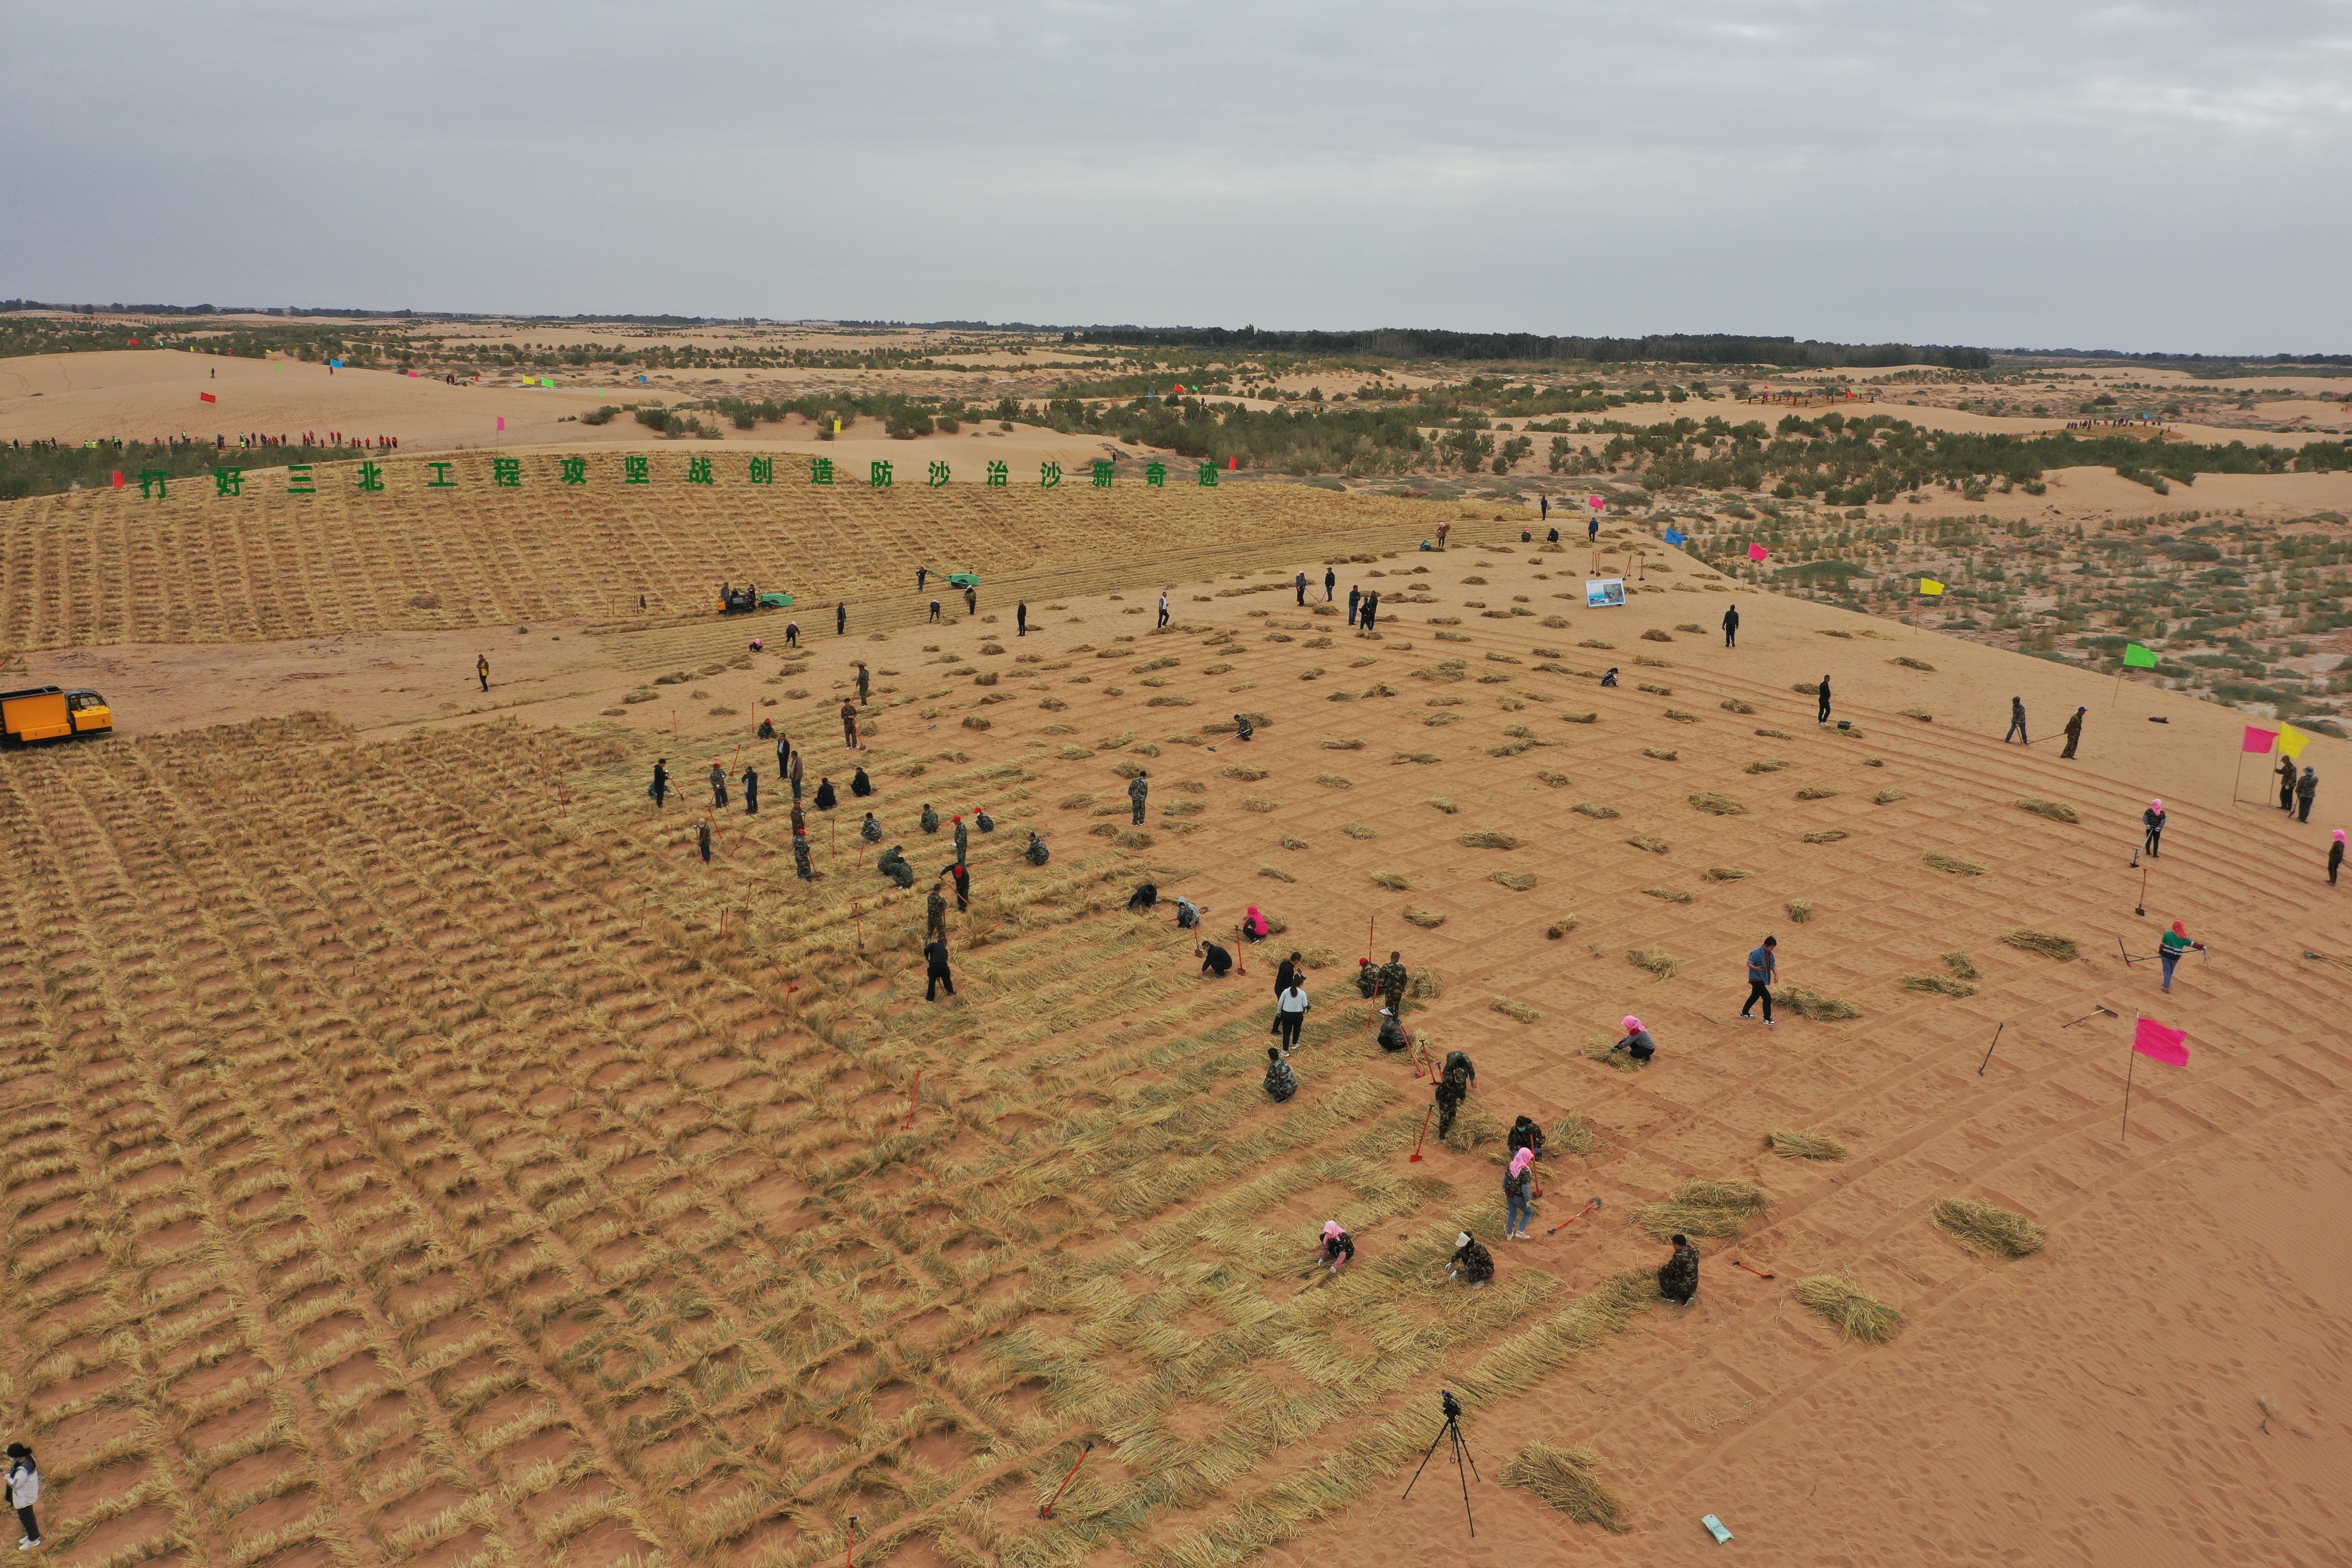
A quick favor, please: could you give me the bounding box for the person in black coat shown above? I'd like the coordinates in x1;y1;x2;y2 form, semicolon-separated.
851;766;873;797
741;766;758;815
1198;940;1233;977
1659;1234;1700;1304
2331;828;2345;886
815;778;837;811
649;759;669;808
697;819;713;864
1721;604;1739;647
925;938;956;1000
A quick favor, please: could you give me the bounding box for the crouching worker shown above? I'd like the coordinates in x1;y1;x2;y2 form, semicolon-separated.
1658;1233;1700;1305
1264;1046;1298;1103
1234;713;1256;742
1447;1231;1494;1288
1378;1011;1409;1051
1026;831;1050;866
1128;881;1159;913
1611;1015;1657;1063
877;844;915;888
1316;1219;1354;1275
1198;940;1234;977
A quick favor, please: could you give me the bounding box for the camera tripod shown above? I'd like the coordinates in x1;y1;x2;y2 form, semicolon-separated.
1401;1400;1481;1534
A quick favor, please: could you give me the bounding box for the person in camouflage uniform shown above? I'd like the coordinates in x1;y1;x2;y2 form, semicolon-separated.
1658;1234;1700;1305
877;844;914;888
792;831;814;882
953;815;970;865
921;803;941;834
927;881;949;943
1435;1048;1476;1139
1026;831;1050;866
861;812;884;844
1375;950;1410;1019
1447;1231;1494;1287
1129;770;1150;825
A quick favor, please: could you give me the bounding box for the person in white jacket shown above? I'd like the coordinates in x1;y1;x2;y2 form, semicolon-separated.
7;1443;39;1550
1274;981;1311;1051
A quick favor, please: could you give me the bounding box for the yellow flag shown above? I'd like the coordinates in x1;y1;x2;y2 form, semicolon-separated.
1919;578;1945;595
2279;723;2311;759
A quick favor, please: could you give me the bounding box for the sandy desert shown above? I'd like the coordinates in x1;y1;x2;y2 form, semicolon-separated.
0;337;2346;1568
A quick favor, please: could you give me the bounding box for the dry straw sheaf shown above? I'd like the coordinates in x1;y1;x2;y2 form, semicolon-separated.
1500;1446;1626;1532
1428;796;1461;814
1705;866;1752;881
1792;1275;1905;1342
1795;786;1839;800
2003;928;2079;961
1746;758;1790;774
1462;829;1521;849
1342;822;1378;839
1241;796;1279;813
1627;836;1670;854
1688;791;1747;815
2016;798;2080;823
1551;1112;1604;1157
1904;974;1976;996
1874;787;1906;804
1573;801;1620;819
1801;829;1848;844
1323;738;1364;750
1627;946;1680;980
1370;871;1411;891
1779;985;1862;1020
1892;655;1937;671
1545;914;1579;939
1490;870;1538;891
1635;1179;1769;1240
1491;996;1544;1023
1944;950;1979;979
1403;906;1448;928
1316;773;1354;789
1766;1129;1850;1161
1643;747;1680;761
1932;1198;2046;1257
1786;898;1814;922
1642;887;1692;903
1924;853;1985;876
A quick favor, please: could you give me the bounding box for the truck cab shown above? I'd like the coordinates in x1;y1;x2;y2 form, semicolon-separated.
0;686;113;744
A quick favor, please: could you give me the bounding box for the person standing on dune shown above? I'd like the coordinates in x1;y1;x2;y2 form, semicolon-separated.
2297;766;2318;824
2278;753;2297;812
1721;603;1739;648
2062;705;2085;759
1817;675;1832;726
2328;828;2345;885
2006;696;2028;744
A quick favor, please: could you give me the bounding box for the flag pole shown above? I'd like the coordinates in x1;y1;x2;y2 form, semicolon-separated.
2233;747;2248;805
2120;1020;2141;1143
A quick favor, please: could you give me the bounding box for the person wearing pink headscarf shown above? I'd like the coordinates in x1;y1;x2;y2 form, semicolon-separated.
1241;905;1270;942
1611;1016;1656;1063
1503;1147;1538;1240
1316;1219;1355;1274
2143;799;2166;858
2330;828;2345;886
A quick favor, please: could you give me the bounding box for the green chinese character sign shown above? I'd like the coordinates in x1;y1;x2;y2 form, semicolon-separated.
213;467;243;497
1197;462;1219;487
1145;462;1166;487
688;456;715;485
812;457;836;486
1040;461;1062;490
561;456;588;485
137;470;168;499
1090;459;1114;488
870;460;893;488
927;461;949;488
624;456;650;485
286;465;315;495
749;457;775;485
493;459;521;487
985;461;1008;487
357;462;384;492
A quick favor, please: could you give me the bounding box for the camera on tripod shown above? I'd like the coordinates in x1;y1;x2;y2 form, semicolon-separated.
1405;1388;1479;1534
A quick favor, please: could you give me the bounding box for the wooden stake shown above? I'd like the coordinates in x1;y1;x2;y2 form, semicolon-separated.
2120;1030;2140;1143
1975;1021;2005;1075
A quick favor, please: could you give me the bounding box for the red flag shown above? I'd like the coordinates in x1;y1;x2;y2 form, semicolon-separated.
199;391;217;403
1747;542;1769;561
110;471;125;488
2132;1017;2188;1066
2242;725;2277;754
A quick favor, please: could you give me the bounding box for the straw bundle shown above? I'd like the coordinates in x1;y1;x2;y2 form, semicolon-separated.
1795;786;1840;800
1635;1178;1767;1240
2002;929;2078;961
1409;968;1443;998
1720;698;1756;714
1428;796;1460;814
1792;1275;1904;1342
1461;830;1521;849
1560;711;1599;723
1550;1112;1604;1156
1500;1445;1626;1531
1904;974;1975;996
1643;747;1679;761
1642;888;1692;904
1343;822;1378;839
1786;899;1813;922
1573;802;1619;819
1222;763;1268;781
1932;1198;2045;1257
1370;872;1410;891
1626;946;1679;980
1491;996;1543;1023
1892;655;1936;671
1316;774;1353;789
1765;1128;1848;1161
1705;867;1752;881
1801;829;1847;844
1944;951;1978;979
1779;986;1861;1020
1323;738;1364;750
2015;798;2079;824
1241;797;1278;813
1581;1036;1647;1072
1392;751;1443;764
1490;870;1538;891
1403;907;1447;928
1687;792;1747;815
1898;707;1933;722
1873;787;1905;804
1923;853;1984;876
1746;758;1790;773
1627;836;1670;854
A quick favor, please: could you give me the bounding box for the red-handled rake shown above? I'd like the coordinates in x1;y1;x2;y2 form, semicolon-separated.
1546;1196;1603;1236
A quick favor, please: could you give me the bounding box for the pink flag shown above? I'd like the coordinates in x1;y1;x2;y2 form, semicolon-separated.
2132;1017;2189;1066
1747;543;1769;561
2242;725;2277;754
496;416;506;432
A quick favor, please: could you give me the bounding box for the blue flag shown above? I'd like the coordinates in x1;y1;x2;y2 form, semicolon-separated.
1663;527;1687;546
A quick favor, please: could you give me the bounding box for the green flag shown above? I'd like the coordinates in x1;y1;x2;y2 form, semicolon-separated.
2123;643;2160;668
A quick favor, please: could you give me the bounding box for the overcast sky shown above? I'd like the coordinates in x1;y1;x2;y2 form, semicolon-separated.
10;2;2349;352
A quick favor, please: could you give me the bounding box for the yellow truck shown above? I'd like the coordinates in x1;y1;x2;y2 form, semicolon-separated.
0;686;113;744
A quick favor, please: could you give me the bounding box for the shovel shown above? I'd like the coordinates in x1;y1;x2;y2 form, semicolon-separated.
1546;1197;1603;1236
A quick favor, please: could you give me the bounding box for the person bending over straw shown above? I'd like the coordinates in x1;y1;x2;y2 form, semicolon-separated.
1447;1231;1494;1288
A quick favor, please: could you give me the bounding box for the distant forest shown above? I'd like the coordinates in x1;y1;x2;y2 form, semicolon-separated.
1066;326;1994;370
